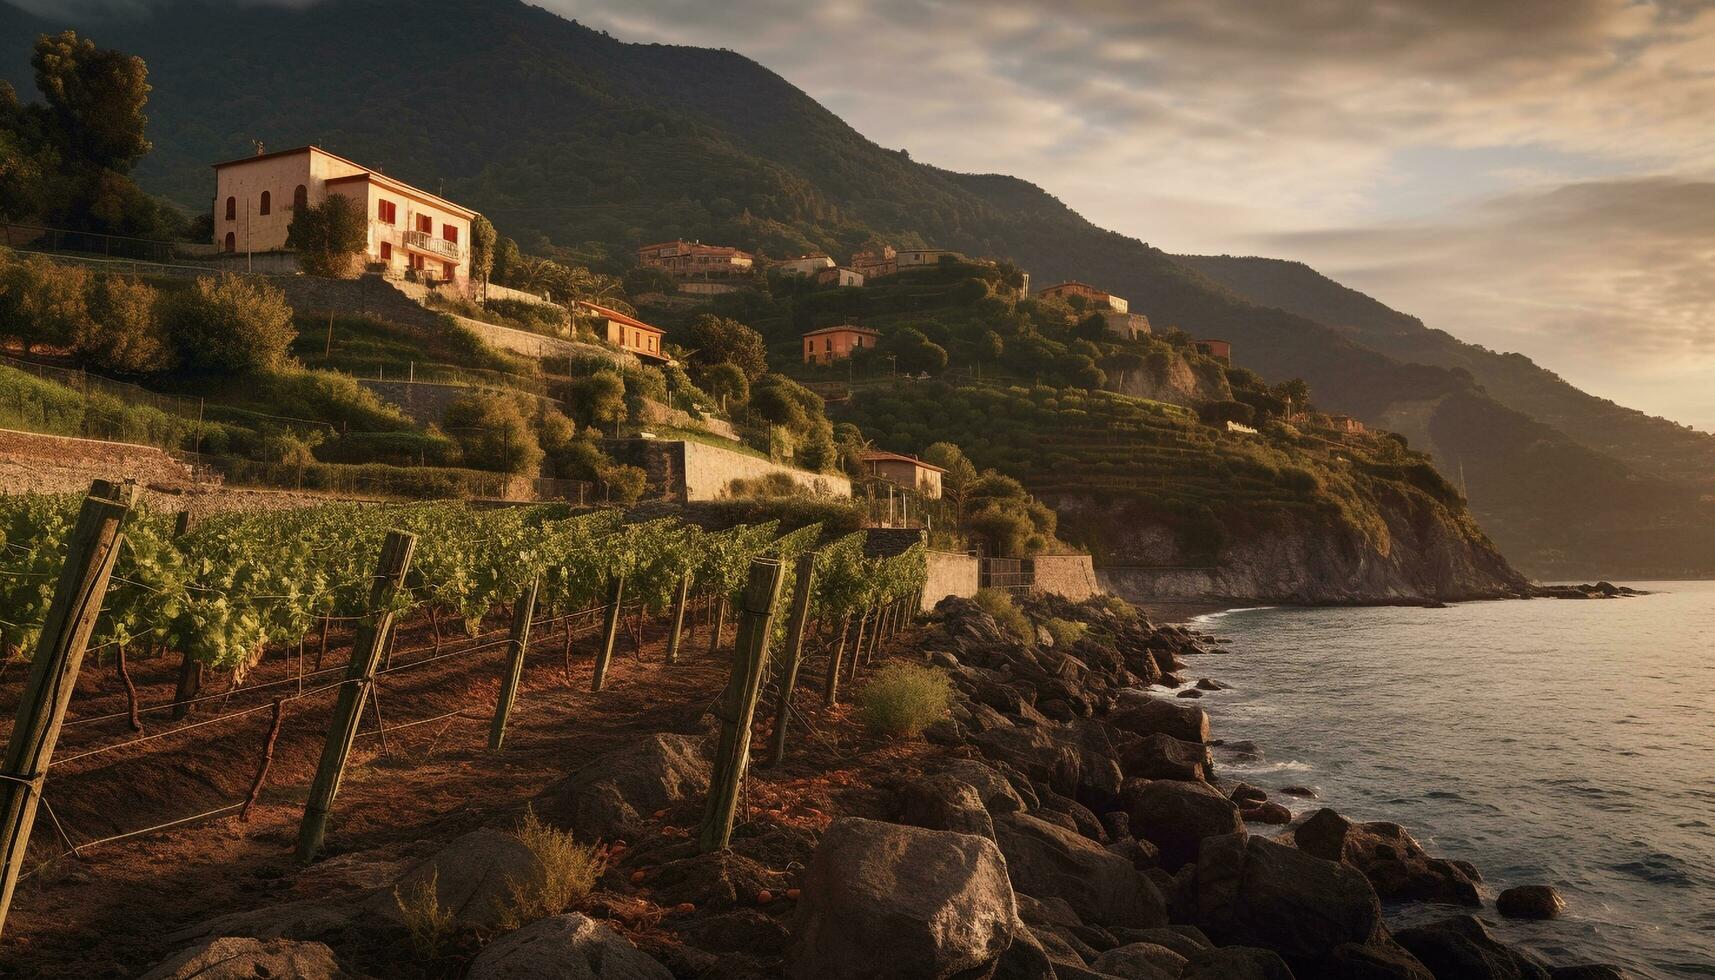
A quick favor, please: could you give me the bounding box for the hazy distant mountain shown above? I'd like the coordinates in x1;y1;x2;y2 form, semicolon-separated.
5;0;1711;577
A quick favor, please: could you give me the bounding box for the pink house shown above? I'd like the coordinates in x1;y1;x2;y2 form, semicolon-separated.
802;325;880;365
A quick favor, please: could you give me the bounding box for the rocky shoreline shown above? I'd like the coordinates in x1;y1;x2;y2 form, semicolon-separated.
122;592;1631;979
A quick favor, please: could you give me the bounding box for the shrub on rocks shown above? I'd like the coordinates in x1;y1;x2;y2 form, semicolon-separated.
466;913;673;980
858;663;953;736
787;818;1016;979
975;588;1035;644
534;733;710;840
372;827;543;932
138;937;344;980
992;812;1168;929
1122;779;1244;871
497;807;607;929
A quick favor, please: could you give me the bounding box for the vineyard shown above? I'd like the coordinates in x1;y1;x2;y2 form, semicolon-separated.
0;481;927;965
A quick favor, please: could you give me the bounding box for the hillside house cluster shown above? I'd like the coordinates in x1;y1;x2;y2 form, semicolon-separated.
577;300;668;363
861;450;945;499
1037;281;1152;340
849;244;969;279
211;145;476;286
1192;339;1232;364
802;325;879;365
636;240;755;295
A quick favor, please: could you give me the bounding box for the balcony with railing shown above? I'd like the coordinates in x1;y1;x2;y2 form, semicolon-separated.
402;228;463;262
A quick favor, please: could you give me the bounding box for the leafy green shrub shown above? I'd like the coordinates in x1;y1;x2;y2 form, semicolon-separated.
162;274;295;373
79;274;169;373
1043;617;1087;648
252;369;412;432
0;254;91;351
857;662;952;737
442;392;542;475
974;587;1033;643
314;430;460;467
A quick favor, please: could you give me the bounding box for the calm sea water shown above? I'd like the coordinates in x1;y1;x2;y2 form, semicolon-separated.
1191;583;1715;979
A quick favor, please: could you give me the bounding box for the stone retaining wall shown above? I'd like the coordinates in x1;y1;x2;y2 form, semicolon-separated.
921;549;979;611
1031;554;1101;600
603;439;850;503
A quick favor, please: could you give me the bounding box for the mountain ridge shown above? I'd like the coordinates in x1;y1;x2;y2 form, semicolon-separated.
4;0;1710;577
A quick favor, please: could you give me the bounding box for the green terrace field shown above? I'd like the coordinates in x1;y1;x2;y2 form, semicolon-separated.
839;379;1475;561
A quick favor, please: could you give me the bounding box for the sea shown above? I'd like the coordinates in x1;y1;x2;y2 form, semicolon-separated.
1190;582;1715;979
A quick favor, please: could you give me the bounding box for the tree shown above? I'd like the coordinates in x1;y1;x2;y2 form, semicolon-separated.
964;472;1057;557
701;362;749;412
749;373;822;434
688;313;768;381
469;214;497;288
442;392;543;475
162;274;295;373
31;32;150;174
920;441;978;511
79;274;169;373
880;327;948;376
491;236;524;287
0;254;90;352
568;369;627;434
287;194;367;278
623;265;677;298
1272;378;1312;415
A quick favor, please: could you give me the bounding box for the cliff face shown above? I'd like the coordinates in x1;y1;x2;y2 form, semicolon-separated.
1103;350;1230;407
1047;487;1527;605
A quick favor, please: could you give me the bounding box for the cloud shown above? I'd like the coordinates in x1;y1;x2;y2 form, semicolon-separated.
1261;177;1715;427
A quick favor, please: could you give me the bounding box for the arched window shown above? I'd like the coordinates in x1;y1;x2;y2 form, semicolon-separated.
258;191;271;216
223;231;236;253
293;184;307;211
224;196;236;220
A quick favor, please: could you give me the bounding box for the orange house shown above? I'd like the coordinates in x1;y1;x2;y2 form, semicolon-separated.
1037;281;1128;312
802;325;880;365
579;300;668;362
1192;339;1232;364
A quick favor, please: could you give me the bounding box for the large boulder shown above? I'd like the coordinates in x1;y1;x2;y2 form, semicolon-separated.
535;734;710;840
1321;941;1436;980
466;914;673;980
971;727;1084;799
369;828;540;930
928;758;1031;815
1111;694;1209;744
1294;809;1480;906
1393;916;1551;980
787;817;1017;979
899;774;996;839
1119;733;1211;782
1496;885;1566;920
1123;779;1244;871
993;812;1167;929
1179;834;1384;966
1178;946;1296;980
138;937;344;980
1090;942;1186;978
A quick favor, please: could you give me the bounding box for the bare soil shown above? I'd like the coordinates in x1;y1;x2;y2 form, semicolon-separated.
0;601;939;978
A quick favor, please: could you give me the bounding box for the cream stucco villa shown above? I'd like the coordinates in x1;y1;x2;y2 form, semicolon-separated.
212;145;477;286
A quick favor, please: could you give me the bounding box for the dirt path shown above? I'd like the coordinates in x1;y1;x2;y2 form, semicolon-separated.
1;601;930;977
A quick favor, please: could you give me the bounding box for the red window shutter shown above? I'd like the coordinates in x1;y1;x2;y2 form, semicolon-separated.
443;224;458;243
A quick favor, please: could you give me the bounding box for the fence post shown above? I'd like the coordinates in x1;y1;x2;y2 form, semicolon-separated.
664;573;691;666
0;479;136;938
590;575;624;692
707;596;728;655
296;530;416;863
822;612;852;706
765;553;817;767
698;558;784;853
488;577;539;751
167;510;201;720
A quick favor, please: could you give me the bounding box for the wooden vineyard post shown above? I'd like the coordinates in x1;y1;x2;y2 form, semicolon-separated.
765;553;817;767
664;572;691;666
296;531;416;863
0;479;136;938
845;607;871;682
822;612;852;706
707;597;728;656
698;558;784;853
590;576;624;692
488;577;539;751
168;510;200;720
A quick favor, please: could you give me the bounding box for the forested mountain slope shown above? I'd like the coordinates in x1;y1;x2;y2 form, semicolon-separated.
4;0;1710;576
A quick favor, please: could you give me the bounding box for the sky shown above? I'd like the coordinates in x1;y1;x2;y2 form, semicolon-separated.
18;0;1715;429
536;0;1715;431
